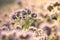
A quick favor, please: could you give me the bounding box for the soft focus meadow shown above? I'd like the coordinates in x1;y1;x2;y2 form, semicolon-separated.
0;0;60;40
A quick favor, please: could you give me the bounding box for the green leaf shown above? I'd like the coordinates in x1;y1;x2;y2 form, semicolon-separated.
22;20;30;29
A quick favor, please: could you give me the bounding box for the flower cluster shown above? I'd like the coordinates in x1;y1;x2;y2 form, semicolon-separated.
0;2;60;40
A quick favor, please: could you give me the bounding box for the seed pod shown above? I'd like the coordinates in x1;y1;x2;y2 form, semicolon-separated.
47;5;53;11
3;22;10;27
29;27;36;32
12;15;17;20
27;9;31;15
31;13;37;18
22;10;27;15
16;26;22;30
16;11;21;17
51;14;57;20
22;15;25;18
52;16;57;20
11;22;15;25
53;2;60;7
44;26;51;36
47;17;53;24
2;28;7;31
2;22;10;30
20;34;30;39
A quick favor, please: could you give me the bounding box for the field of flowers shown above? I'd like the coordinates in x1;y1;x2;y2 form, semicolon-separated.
0;0;60;40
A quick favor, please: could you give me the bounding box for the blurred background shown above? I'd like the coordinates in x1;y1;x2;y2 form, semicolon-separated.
0;0;60;40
